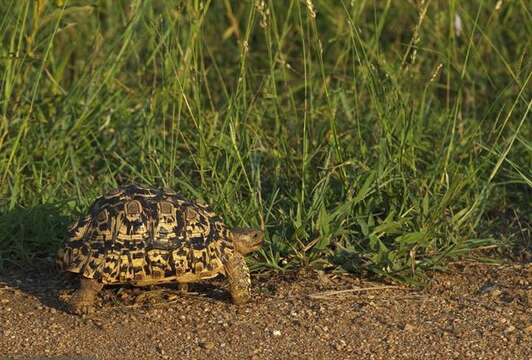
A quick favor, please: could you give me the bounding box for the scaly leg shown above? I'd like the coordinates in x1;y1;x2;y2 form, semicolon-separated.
224;252;251;305
68;277;103;315
177;283;188;294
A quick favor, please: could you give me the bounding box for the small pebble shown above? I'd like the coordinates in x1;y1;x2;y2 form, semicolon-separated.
199;341;215;350
166;294;178;301
403;323;416;331
272;330;281;337
504;325;516;334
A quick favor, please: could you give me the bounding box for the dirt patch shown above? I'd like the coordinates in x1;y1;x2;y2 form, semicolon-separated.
0;262;530;360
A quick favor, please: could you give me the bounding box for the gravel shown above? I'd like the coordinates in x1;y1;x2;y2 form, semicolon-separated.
0;263;530;359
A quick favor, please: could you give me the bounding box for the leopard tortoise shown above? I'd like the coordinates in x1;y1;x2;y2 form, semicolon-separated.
56;184;263;314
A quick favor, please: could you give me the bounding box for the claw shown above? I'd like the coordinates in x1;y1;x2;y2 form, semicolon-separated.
70;304;94;315
67;278;102;315
69;295;95;315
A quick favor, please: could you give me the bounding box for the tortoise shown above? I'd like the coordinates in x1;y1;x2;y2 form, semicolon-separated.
56;184;264;314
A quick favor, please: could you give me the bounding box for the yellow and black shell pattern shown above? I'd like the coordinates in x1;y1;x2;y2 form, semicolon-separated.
56;184;234;285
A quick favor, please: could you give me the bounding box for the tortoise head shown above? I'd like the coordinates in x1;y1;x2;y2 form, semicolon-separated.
229;228;264;255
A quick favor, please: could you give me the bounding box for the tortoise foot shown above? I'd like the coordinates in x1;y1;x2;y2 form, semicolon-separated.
231;290;251;305
69;291;96;315
67;278;103;315
177;283;189;294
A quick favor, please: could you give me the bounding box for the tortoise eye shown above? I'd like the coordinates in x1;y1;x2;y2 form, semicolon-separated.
96;209;108;222
126;200;142;215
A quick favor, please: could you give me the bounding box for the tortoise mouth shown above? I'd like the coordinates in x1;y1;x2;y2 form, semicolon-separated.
231;228;264;254
250;230;264;246
248;230;264;250
248;237;264;251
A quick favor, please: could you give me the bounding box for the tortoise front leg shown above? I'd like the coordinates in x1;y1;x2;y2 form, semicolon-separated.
68;277;103;315
224;252;251;305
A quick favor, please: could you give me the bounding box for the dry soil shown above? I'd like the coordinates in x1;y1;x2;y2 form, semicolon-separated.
0;262;530;360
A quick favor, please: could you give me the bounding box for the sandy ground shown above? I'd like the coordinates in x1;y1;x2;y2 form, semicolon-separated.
0;262;530;360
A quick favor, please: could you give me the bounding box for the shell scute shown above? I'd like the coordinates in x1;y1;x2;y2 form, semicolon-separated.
57;184;233;285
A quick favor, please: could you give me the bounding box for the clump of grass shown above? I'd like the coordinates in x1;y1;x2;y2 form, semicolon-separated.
0;1;530;280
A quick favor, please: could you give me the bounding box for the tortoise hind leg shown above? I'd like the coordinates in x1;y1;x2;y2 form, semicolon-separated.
224;252;251;305
68;277;103;315
177;283;188;294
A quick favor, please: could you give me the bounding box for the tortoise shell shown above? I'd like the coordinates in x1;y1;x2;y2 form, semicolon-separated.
56;184;235;285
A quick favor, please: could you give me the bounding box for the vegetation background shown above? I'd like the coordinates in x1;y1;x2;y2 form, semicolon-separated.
0;0;530;281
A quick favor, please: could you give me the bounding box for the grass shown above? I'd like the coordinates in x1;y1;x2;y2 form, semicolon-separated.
0;1;530;280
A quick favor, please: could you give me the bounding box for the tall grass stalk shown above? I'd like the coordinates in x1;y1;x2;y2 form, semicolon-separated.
0;1;530;278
